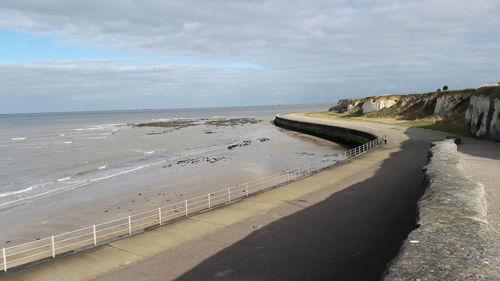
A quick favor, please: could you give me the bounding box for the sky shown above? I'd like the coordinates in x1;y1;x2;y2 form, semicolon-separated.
0;0;499;114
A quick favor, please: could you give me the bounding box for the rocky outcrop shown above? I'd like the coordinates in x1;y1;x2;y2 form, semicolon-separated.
361;97;397;113
492;98;500;140
434;94;463;115
383;140;500;281
465;95;500;141
329;86;500;141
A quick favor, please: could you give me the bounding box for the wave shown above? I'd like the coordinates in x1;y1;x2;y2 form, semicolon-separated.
151;117;191;122
80;123;128;131
0;182;50;198
56;177;71;182
11;137;27;141
0;137;247;208
0;163;153;208
83;136;107;140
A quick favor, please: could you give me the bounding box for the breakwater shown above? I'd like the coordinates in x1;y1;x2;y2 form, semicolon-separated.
274;115;378;148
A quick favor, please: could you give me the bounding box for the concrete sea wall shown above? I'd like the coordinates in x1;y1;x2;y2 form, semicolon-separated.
274;115;377;148
383;140;500;280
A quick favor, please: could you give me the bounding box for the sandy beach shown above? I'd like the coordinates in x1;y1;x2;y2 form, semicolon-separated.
0;123;343;245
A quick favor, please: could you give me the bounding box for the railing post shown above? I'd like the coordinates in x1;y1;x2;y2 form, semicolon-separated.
185;200;189;217
2;248;6;272
51;236;56;258
227;188;231;203
245;183;249;197
208;193;211;210
158;208;162;225
93;225;97;245
128;216;132;235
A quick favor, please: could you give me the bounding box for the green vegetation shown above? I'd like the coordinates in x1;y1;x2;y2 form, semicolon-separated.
364;104;409;118
401;119;468;136
305;86;500;137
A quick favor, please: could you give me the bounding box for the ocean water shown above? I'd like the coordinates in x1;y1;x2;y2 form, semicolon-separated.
0;104;331;209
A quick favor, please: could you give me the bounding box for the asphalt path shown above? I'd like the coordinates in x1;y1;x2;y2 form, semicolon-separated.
92;115;450;281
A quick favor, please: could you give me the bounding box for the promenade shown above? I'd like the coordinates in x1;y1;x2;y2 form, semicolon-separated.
4;114;496;281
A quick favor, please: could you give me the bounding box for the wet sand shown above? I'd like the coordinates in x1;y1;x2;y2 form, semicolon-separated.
0;123;343;245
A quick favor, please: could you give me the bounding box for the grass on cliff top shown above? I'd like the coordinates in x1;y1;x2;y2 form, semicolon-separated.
304;111;469;136
475;85;500;98
400;119;468;135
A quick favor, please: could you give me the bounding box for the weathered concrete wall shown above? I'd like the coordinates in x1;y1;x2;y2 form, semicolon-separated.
383;140;500;281
273;115;377;148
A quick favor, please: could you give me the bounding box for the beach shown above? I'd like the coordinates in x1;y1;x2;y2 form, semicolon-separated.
0;105;343;245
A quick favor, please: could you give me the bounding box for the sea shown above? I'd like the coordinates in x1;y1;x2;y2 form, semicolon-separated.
0;104;334;210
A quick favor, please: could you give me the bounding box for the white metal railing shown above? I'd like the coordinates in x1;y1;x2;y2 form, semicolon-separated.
0;137;384;272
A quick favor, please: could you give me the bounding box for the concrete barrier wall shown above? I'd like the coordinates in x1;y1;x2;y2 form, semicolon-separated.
383;140;500;281
274;115;377;148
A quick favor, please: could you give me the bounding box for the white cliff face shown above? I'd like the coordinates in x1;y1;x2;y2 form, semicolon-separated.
331;89;498;141
465;96;492;138
361;98;397;113
434;95;462;116
491;98;500;141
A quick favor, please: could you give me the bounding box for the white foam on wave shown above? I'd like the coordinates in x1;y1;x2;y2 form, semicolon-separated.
12;137;27;141
86;123;128;131
0;163;153;208
0;182;50;198
64;141;72;144
59;134;65;137
56;177;71;182
84;136;107;140
0;138;240;208
151;117;189;122
145;150;154;155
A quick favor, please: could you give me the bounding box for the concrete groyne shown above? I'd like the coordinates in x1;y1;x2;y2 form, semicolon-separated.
274;115;378;148
383;140;500;280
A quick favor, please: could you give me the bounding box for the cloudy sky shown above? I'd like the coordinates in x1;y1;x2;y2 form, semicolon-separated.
1;0;499;113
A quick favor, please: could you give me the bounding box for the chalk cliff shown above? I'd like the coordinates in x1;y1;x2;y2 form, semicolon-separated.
330;86;500;141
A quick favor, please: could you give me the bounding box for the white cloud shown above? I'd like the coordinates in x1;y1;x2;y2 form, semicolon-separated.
182;22;200;32
0;0;499;113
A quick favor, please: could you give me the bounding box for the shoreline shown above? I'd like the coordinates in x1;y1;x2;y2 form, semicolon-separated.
0;123;343;245
1;112;433;280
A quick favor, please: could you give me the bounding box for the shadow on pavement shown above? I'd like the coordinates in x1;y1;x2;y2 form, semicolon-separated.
457;137;500;160
174;128;445;281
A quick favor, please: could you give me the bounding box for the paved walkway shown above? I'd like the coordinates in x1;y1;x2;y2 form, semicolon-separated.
457;138;500;231
4;114;496;281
